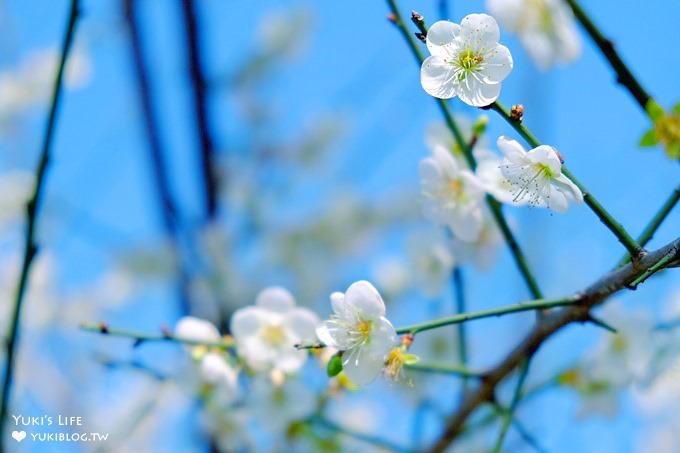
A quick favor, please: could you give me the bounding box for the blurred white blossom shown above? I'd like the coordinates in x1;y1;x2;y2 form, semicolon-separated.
231;287;318;374
420;145;486;241
486;0;581;69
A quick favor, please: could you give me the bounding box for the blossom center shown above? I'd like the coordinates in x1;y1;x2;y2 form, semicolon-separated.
455;47;484;80
355;319;374;343
447;178;470;203
261;324;286;346
655;115;680;147
533;162;553;179
383;348;406;380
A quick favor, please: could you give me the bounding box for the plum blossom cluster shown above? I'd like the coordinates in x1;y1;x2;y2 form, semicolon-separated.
419;123;582;266
174;281;412;423
418;12;584;270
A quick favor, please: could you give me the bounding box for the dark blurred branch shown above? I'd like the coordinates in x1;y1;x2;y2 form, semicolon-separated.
429;236;680;452
0;0;81;439
124;0;191;313
564;0;652;113
179;0;219;220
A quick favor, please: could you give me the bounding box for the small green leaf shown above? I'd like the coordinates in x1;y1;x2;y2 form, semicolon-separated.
403;353;420;365
666;142;680;159
639;129;659;147
646;99;665;122
673;102;680;117
326;354;343;377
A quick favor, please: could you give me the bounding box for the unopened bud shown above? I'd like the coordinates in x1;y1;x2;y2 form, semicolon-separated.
411;11;424;23
510;104;524;122
387;13;397;24
472;115;489;136
401;333;415;348
415;32;426;43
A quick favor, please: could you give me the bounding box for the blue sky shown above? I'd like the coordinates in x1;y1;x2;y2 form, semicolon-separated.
1;0;679;451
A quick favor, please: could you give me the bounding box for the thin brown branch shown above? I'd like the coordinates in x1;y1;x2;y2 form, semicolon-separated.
429;236;680;452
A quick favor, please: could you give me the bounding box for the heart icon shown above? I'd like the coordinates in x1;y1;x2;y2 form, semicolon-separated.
11;430;26;442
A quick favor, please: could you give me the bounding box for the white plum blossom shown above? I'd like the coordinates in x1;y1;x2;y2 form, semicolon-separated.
421;15;513;106
498;136;583;212
486;0;581;70
420;145;486;241
316;281;397;386
230;287;319;374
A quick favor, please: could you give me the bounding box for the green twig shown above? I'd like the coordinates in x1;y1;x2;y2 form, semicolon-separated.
492;359;530;453
564;0;652;113
451;267;470;391
619;185;680;266
0;0;80;437
79;323;233;349
396;297;577;335
628;251;678;288
313;416;413;452
491;101;642;259
405;362;482;378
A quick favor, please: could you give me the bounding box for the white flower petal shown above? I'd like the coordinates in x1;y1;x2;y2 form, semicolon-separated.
342;349;385;387
426;20;461;57
482;44;513;83
457;75;501;107
316;320;351;349
546;186;569;213
449;205;483;242
285;308;319;342
344;280;385;319
230;306;266;341
419;157;444;190
200;352;238;388
255;286;295;312
274;348;309;373
421;56;459;100
367;317;397;356
527;145;562;175
460;14;500;50
497;136;528;162
175;316;220;343
553;174;584;204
